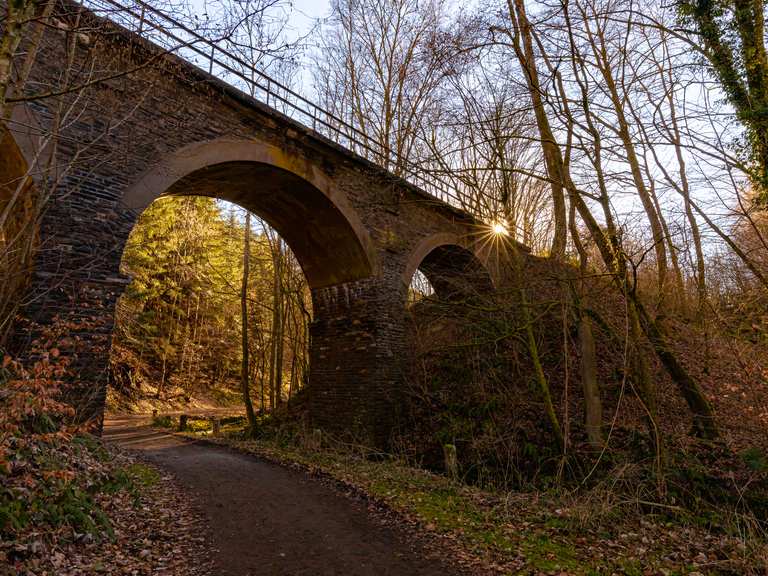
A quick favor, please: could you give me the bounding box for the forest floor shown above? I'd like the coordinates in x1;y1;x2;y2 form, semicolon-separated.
106;381;244;416
1;434;213;576
155;415;768;576
104;414;468;576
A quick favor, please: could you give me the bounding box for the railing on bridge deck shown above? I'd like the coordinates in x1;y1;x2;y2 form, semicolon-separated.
85;0;469;211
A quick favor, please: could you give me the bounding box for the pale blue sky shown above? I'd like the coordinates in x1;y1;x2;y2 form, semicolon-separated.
290;0;331;34
281;0;332;101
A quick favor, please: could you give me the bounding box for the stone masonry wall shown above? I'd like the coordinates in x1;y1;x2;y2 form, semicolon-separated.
11;3;490;444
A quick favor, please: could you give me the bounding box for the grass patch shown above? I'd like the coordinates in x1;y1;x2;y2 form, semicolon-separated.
152;414;173;428
520;534;581;572
124;463;161;488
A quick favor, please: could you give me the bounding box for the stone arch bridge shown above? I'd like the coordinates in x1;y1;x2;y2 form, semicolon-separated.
4;1;522;445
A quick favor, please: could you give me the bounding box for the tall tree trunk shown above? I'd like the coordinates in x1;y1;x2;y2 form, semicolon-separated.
578;315;601;448
268;237;283;410
241;212;256;430
569;205;603;449
275;295;284;408
505;0;567;259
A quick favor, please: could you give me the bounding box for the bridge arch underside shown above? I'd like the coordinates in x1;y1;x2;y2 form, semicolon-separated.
419;245;493;302
405;238;494;304
159;161;373;289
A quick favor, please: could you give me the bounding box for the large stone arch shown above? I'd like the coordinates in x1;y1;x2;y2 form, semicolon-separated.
0;112;41;347
111;137;402;442
4;103;47;176
0;125;34;213
121;137;377;288
403;233;495;301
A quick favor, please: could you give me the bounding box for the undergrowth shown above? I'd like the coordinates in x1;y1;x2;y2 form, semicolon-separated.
0;330;163;571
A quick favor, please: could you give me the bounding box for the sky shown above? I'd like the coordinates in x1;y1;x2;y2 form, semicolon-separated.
290;0;331;35
283;0;331;96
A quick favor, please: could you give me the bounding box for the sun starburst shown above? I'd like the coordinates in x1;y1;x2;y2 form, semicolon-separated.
491;221;508;236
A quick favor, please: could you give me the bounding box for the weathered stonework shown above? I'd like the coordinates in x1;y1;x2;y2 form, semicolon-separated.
7;2;506;445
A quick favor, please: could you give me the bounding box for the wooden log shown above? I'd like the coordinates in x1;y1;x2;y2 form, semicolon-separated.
304;428;323;451
443;444;458;481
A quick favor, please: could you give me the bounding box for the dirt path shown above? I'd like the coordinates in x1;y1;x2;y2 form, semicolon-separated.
104;416;462;576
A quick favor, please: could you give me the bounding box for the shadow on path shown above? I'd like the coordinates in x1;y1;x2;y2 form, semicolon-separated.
104;415;461;576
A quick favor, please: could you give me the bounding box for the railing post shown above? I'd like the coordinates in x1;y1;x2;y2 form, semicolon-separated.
208;45;215;74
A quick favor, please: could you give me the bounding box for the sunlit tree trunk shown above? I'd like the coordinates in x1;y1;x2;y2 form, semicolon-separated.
268;236;283;409
241;212;256;429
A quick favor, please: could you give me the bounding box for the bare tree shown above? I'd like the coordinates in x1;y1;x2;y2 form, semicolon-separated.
421;66;554;250
313;0;462;175
488;0;721;441
495;0;567;259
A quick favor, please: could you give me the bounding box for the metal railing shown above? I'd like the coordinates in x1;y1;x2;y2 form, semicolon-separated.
86;0;466;209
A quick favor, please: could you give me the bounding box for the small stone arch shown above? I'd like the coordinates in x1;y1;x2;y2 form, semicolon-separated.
121;137;377;288
402;233;494;302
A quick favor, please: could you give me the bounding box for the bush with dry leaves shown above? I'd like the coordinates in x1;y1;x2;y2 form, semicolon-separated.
1;322;136;571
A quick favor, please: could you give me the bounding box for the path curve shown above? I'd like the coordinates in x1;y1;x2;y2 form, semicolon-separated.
104;416;461;576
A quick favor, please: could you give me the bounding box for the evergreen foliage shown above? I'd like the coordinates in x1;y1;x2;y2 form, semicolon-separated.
112;196;310;410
